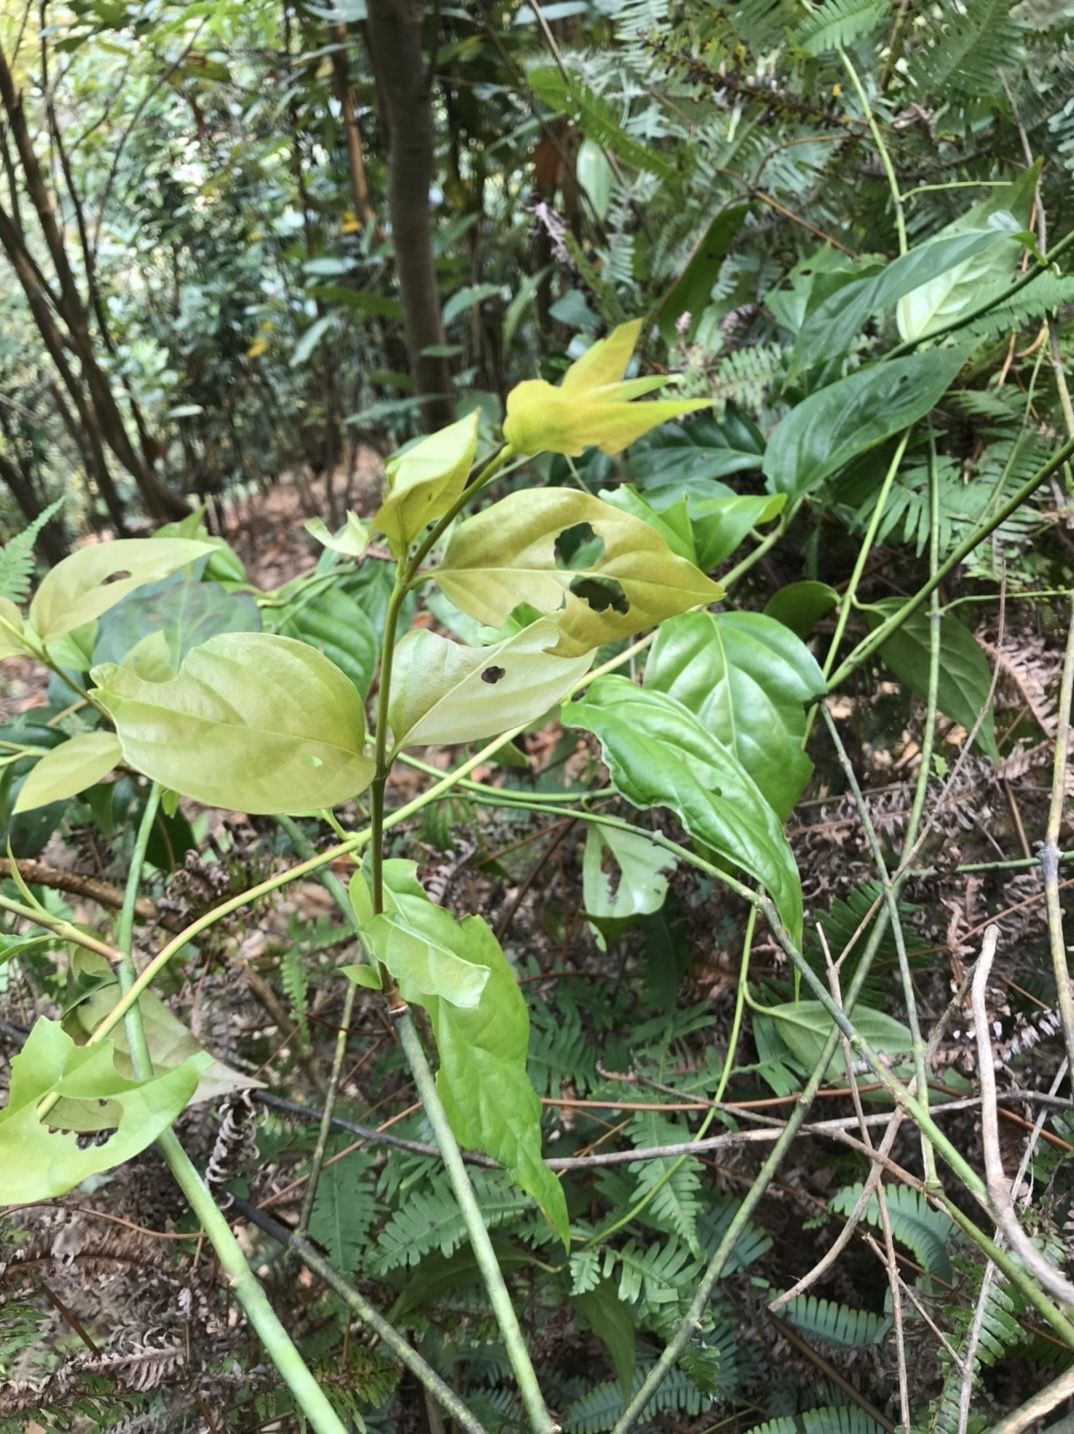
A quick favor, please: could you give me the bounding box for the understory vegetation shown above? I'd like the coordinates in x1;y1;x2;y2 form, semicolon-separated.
3;1;1074;1431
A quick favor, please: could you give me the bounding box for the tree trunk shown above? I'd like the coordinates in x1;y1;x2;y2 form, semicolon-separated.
0;452;68;565
365;0;454;432
0;42;188;523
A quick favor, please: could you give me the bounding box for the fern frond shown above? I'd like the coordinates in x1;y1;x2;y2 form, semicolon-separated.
927;1269;1023;1431
792;0;888;57
746;1407;889;1434
830;1182;954;1280
278;945;310;1051
374;1170;531;1271
309;1148;377;1277
907;0;1025;98
0;497;63;604
627;1111;704;1252
710;343;785;415
781;1293;890;1347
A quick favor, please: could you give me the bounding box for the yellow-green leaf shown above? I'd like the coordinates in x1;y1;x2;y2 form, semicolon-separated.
90;632;375;815
0;1017;204;1203
304;511;370;558
13;731;122;814
390;616;594;748
29;538;216;643
372;411;479;556
0;596;25;659
502;318;710;457
430;489;722;657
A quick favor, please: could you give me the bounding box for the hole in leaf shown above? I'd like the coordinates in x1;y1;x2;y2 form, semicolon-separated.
76;1128;117;1150
569;574;629;615
103;570;132;584
555;522;606;571
481;666;506;684
301;753;323;768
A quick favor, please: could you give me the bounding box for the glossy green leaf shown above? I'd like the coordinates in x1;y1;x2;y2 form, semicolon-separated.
93;572;262;673
389;616;594;748
895;170;1040;341
867;601;998;760
574;1281;637;1400
432;489;722;657
65;950;261;1104
347;863;490;1008
763;350;966;498
564;676;802;942
792;220;1025;374
425;916;570;1244
29;538;216;643
277;586;377;698
13;731;122;814
625;411;766;500
576;138;613;220
764;1000;913;1080
655;203;749;342
90;632;375;815
0;1017;204;1202
582;824;675;919
371;410;479;557
688;493;785;571
644;611;824;818
764;581;839;638
347;863;568;1242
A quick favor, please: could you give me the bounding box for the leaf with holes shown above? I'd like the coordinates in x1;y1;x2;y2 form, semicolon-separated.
90;633;375;814
564;676;802;942
644;611;824;819
582;825;675;920
763;350;966;498
430;489;722;657
65;950;262;1105
867;601;998;760
371;410;479;557
93;572;262;673
0;1017;205;1202
29;538;216;644
390;616;594;748
13;732;122;814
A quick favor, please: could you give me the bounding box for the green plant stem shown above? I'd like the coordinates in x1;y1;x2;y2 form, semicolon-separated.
821;429;911;682
111;788;349;1434
408;442;515;575
1042;596;1074;1078
719;507;791;589
612;1015;846;1433
760;899;1074;1347
276;815;363;1241
827;431;1074;689
582;903;758;1253
234;1198;491;1434
0;894;121;962
886;222;1074;360
839;46;906;255
394;1010;559;1433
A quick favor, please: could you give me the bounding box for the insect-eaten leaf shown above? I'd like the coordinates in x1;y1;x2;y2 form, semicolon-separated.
64;950;263;1105
346;863;568;1244
0;1017;204;1203
644;611;824;819
13;731;122;814
582;824;675;921
28;538;216;644
372;410;479;557
564;676;802;942
430;489;722;657
389;616;594;749
90;632;375;814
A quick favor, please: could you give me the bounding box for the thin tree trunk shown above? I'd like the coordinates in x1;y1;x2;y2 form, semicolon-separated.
365;0;454;432
0;451;67;564
330;24;373;228
0;41;187;521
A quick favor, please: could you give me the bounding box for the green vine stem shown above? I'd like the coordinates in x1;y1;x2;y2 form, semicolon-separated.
232;1197;491;1434
1042;596;1074;1077
827;430;1074;689
839;46;907;255
112;787;350;1434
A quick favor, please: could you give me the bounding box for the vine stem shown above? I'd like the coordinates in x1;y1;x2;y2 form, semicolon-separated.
113;786;349;1434
360;444;557;1432
1042;595;1074;1077
827;430;1074;689
838;46;906;255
